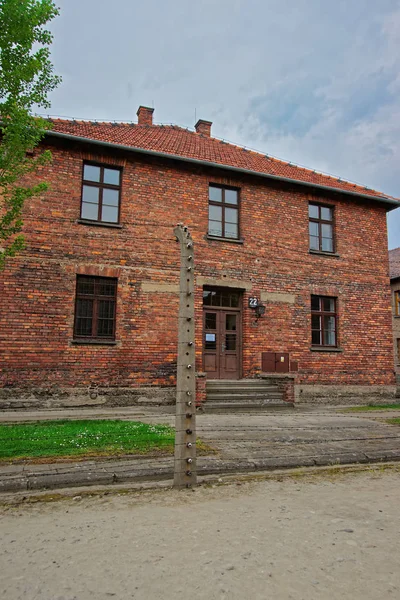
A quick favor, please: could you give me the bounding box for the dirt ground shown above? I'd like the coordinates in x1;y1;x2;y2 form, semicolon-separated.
0;468;399;600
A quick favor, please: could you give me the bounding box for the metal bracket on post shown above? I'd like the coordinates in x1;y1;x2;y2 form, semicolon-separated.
173;223;197;488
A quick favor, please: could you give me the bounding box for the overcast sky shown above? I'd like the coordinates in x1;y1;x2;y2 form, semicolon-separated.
47;0;400;249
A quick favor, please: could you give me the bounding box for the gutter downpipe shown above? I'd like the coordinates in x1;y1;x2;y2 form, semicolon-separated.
45;130;400;209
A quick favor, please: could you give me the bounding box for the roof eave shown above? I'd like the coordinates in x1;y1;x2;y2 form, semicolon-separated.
45;130;400;209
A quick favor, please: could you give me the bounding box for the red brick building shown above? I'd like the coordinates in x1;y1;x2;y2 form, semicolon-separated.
1;106;399;407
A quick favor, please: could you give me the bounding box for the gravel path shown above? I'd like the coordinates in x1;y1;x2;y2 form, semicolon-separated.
1;469;399;600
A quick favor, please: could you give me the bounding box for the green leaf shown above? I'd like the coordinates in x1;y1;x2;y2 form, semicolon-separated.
0;0;61;270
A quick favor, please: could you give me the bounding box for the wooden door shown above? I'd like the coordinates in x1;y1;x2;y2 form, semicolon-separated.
203;309;241;379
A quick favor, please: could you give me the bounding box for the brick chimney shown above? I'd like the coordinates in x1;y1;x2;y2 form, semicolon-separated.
195;119;212;137
137;106;154;126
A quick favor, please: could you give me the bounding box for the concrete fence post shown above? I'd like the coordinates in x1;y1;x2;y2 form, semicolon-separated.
173;224;197;488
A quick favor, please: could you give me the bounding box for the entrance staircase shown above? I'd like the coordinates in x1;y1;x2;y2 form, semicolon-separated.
204;379;293;412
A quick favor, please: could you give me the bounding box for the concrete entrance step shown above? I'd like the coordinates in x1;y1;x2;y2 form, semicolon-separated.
205;379;290;411
203;402;294;413
206;394;284;402
206;379;279;387
206;386;281;393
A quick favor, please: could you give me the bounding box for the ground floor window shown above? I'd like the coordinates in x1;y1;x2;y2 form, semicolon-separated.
311;295;337;347
74;275;117;340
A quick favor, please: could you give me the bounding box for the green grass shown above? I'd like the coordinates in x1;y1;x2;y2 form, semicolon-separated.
344;404;400;412
0;420;175;461
386;417;400;425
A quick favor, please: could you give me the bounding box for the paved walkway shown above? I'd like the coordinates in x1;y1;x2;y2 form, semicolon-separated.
1;405;400;492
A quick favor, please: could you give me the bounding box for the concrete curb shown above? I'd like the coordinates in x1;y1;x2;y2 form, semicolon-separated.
2;450;400;493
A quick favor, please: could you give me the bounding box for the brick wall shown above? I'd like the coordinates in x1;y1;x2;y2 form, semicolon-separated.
392;279;400;378
0;136;396;401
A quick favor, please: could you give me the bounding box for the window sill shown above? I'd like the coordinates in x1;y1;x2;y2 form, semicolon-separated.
309;249;340;258
310;346;343;352
206;235;244;244
77;219;123;229
71;339;117;346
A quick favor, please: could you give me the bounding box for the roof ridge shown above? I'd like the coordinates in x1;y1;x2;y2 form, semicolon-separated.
42;116;382;194
43;115;398;202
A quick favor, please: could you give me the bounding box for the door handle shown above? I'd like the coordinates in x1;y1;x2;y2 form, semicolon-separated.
221;343;225;352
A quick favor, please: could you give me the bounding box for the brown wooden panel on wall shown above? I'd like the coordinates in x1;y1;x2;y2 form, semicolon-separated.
262;352;290;373
262;352;276;372
276;353;289;373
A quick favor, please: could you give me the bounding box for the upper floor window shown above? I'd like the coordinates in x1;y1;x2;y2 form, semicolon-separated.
309;203;334;253
208;185;239;239
395;291;400;316
311;295;337;347
81;163;121;224
74;275;117;340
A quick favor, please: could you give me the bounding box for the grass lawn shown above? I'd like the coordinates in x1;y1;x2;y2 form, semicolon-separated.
0;420;175;461
344;404;400;412
386;418;400;425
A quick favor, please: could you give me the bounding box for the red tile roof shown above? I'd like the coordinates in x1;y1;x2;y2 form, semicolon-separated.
389;248;400;279
48;119;397;202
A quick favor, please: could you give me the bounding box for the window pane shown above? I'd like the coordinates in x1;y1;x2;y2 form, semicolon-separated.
323;298;335;312
205;313;217;330
226;314;237;331
97;280;116;297
309;204;319;219
323;318;336;345
324;315;336;331
225;222;238;238
77;277;95;295
103;168;120;185
209;204;222;221
321;206;332;221
205;336;217;350
312;329;321;345
209;186;222;202
209;220;222;237
101;205;119;223
81;202;99;221
221;294;230;307
230;293;239;307
75;299;93;336
211;291;222;306
309;222;318;236
83;164;101;182
76;318;93;336
322;237;333;252
97;322;114;337
311;295;320;311
98;299;115;320
225;207;238;224
102;188;120;207
321;224;332;239
82;185;100;204
203;291;212;305
76;298;93;318
225;334;236;350
225;189;238;205
311;315;321;330
97;321;114;337
309;235;319;250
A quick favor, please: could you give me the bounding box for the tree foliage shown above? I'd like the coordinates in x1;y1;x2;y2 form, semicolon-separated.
0;0;61;269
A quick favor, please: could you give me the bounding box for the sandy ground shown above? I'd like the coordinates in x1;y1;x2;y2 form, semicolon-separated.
0;469;399;600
